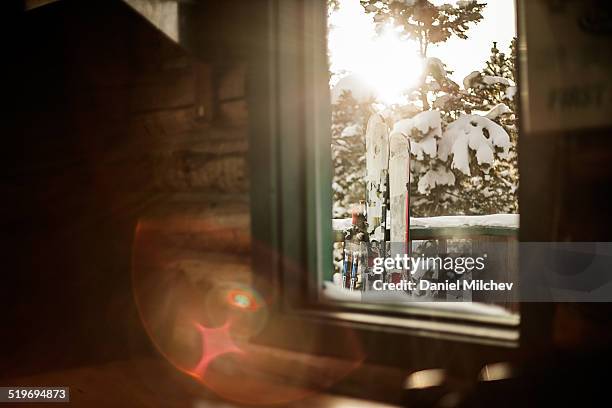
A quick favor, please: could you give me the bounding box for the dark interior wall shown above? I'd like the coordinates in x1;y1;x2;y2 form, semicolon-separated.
2;0;249;378
519;131;612;242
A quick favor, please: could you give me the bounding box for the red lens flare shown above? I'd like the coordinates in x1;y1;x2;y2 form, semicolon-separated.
131;218;365;405
190;321;244;378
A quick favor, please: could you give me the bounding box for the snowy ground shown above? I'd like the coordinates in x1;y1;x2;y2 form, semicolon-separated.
411;213;519;229
333;213;519;232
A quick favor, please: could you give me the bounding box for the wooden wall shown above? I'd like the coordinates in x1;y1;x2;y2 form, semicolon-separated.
2;0;251;378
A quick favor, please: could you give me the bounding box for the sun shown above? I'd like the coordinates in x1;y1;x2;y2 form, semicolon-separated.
328;0;423;105
355;29;423;105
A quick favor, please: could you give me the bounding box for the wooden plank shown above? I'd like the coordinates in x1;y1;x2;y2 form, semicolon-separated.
6;355;402;407
25;0;60;10
194;62;215;122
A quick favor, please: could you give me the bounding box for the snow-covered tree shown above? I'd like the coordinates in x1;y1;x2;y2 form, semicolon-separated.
451;39;519;214
354;1;518;217
393;40;519;216
329;1;518;219
361;0;486;109
331;91;373;218
360;0;486;57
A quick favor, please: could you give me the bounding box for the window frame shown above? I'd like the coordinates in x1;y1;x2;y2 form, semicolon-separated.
247;0;553;373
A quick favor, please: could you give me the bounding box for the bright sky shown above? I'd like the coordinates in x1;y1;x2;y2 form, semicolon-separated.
328;0;516;104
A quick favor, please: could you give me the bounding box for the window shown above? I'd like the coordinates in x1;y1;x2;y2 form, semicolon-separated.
249;0;543;373
323;0;520;326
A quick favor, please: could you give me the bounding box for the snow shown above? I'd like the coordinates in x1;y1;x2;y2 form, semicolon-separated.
335;139;350;148
463;73;514;90
485;103;511;120
332;214;519;231
331;74;375;104
482;75;513;86
391;111;442;160
463;71;481;89
505;86;517;100
341;123;362;137
393;111;442;139
322;280;362;301
411;213;519;229
433;94;452;109
457;0;477;7
439;114;511;176
417;168;456;194
426;57;447;80
332;218;353;231
427;81;441;92
481;187;494;198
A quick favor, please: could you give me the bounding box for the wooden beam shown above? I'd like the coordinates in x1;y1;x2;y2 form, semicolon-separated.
25;0;61;10
123;0;179;43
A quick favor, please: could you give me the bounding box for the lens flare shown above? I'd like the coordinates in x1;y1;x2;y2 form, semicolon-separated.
190;321;244;378
226;288;260;311
132;218;365;405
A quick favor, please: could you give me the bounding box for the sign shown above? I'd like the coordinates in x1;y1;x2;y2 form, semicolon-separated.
520;0;612;132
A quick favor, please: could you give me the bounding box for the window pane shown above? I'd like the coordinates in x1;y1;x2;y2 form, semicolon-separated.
324;0;519;321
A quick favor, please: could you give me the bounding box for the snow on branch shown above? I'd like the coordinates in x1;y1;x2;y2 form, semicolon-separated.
505;86;517;101
425;57;448;82
482;75;513;86
418;168;456;194
411;213;519;229
485;103;511;120
341;123;362;137
463;71;515;90
439;114;511;176
390;110;442;160
463;71;481;89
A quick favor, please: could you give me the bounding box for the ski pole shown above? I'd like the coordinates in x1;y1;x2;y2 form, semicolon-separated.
350;252;359;291
342;251;350;289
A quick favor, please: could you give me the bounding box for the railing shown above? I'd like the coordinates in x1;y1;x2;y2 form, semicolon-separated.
333;216;519;308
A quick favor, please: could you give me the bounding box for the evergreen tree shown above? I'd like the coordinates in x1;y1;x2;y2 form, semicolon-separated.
451;39;519;215
360;0;486;57
356;1;519;217
361;0;486;109
331;91;373;218
405;40;519;216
